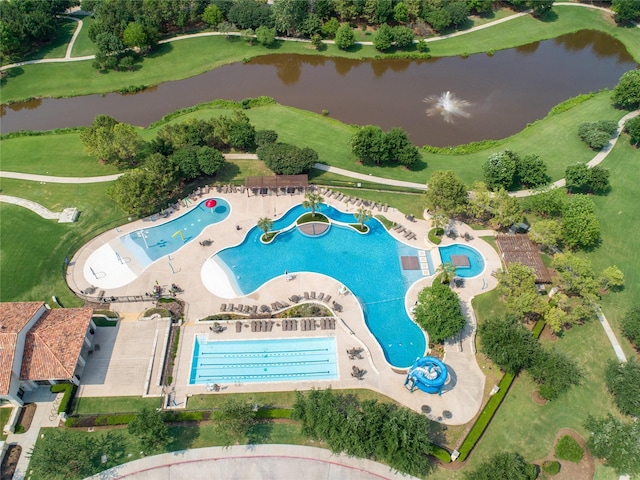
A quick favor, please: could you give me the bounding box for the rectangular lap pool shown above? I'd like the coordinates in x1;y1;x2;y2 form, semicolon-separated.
189;336;338;385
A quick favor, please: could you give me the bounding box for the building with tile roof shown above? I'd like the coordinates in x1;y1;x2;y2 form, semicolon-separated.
0;303;95;406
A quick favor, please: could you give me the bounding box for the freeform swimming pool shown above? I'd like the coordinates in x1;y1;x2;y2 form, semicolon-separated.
121;198;230;266
210;204;428;368
439;244;485;278
189;336;338;384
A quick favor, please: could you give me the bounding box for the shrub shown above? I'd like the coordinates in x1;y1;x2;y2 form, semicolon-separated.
431;446;451;463
621;305;640;349
605;358;640;417
543;460;561;475
625;116;640;146
164;411;205;422
257;143;318;175
428;227;443;244
457;372;515;461
255;129;278;147
555;435;584;463
578;121;617;150
50;384;77;414
612;69;640;109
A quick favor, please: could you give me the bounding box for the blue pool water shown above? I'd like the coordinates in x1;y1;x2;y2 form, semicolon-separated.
189;336;337;384
215;204;427;368
121;198;230;266
439;244;485;278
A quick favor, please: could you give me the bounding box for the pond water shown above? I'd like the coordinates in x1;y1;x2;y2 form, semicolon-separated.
1;30;636;146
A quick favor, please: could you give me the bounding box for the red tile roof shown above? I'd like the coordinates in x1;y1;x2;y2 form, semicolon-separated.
20;307;93;382
0;302;44;395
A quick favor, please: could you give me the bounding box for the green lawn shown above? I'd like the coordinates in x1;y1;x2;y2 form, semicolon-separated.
0;407;12;440
0;180;126;306
585;134;640;360
0;132;120;176
70;16;96;57
73;396;161;415
3;5;638;104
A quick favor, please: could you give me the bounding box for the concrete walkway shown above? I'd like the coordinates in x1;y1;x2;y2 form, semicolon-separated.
5;388;62;480
0;195;62;219
87;444;420;480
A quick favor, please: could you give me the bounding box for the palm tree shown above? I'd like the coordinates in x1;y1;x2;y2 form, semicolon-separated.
302;192;324;217
355;206;372;227
257;217;273;235
431;210;449;232
437;261;456;284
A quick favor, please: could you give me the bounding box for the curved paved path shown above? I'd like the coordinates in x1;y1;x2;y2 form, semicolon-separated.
85;445;419;480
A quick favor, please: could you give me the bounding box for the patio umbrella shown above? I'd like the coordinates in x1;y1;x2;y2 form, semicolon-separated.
205;199;217;212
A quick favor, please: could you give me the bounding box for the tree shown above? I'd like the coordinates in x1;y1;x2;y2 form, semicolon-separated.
529;348;583;401
214;398;256;446
142;152;179;195
373;23;394;51
197;146;225;176
393;26;414;49
334;24;355;50
172;147;200;180
562;194;600;249
310;33;324;50
578;121;616;150
80;114;118;161
108;169;161;216
491;188;523;229
413;282;466;344
202;4;224;27
463;451;537;480
80;115;142;165
524;187;565;218
446;0;471;26
612;69;640;110
384;127;420;167
625;116;640;146
528;0;554;17
478;315;538;374
300;13;323;37
467;181;492;221
123;22;148;49
257;216;273;235
436;262;456;284
483;150;517;190
621;305;640;349
303;191;324;217
350;125;387;165
256;143;317;174
272;0;308;36
240;28;255;45
128;408;171;452
355;206;372;227
599;266;624;292
467;0;493;15
515;153;548;188
95;31;125;55
585;414;640;476
528;219;562;251
228;0;274;30
394;2;409;23
255;25;276;45
423;3;452;32
552;252;598;298
425;170;468;216
611;0;640;23
229;121;256;150
544;306;568;334
321;17;340;38
605;359;640;417
28;429;102;478
255;129;278;147
587;165;610;194
496;263;547;321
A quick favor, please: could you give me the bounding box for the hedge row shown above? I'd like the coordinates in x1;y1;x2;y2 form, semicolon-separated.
431;446;451;463
456;371;516;462
50;384;77;414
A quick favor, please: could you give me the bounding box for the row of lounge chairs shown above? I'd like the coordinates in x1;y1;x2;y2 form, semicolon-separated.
282;319;298;331
300;318;337;331
220;304;258;314
271;301;290;311
392;224;417;241
300;319;316;331
291;292;343;312
216;184;246;194
319;188;389;212
251;320;274;332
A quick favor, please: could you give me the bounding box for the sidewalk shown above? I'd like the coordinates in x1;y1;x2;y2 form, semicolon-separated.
5;388;62;480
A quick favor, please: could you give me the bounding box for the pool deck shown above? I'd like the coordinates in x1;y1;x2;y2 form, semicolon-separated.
67;189;502;426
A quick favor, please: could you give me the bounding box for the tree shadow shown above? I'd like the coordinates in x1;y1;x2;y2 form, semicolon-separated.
247;419;274;444
166;424;201;451
213;162;241;183
146;42;174;59
94;431;128;475
537;10;559;23
0;66;25;88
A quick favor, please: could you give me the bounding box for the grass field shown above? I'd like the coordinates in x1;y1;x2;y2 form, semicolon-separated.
2;5;638;104
22;18;77;61
70;16;96;57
